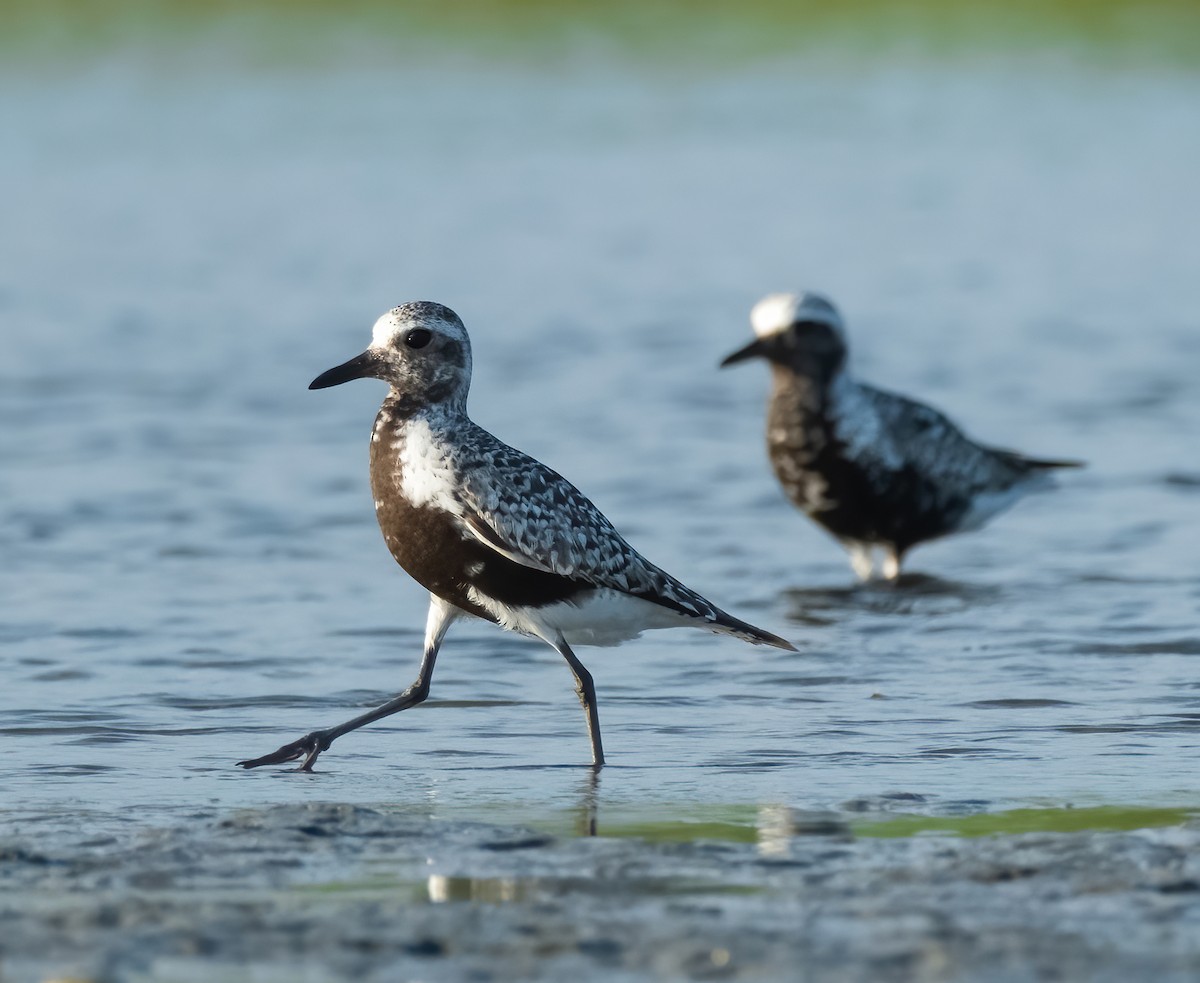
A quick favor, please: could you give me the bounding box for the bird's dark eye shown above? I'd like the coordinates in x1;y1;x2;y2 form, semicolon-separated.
404;328;432;349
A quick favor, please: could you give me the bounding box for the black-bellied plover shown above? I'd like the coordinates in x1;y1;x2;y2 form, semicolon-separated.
720;292;1082;581
238;301;794;772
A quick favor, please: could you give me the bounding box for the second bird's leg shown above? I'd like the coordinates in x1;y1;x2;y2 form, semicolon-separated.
881;546;905;582
549;632;605;769
236;597;459;772
846;542;876;582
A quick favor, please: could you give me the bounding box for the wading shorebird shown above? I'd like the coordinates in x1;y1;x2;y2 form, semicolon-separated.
720;292;1082;582
238;301;794;772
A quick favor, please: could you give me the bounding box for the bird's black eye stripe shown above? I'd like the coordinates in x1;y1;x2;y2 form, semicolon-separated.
404;328;432;349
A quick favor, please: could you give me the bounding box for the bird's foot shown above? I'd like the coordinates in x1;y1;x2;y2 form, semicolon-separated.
237;730;333;772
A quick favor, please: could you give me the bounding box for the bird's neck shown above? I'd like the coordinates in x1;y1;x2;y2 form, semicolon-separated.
378;388;467;423
764;367;857;476
373;392;469;446
769;361;844;417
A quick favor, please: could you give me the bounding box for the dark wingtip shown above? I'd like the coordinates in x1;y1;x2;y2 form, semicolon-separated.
745;629;798;651
1027;457;1087;470
716;612;797;651
996;449;1086;472
763;632;799;652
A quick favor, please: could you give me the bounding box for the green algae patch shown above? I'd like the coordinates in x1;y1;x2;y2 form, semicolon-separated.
291;877;429;901
579;803;796;844
576;804;847;844
594;804;1197;845
594;817;761;845
451;800;1197;846
852;805;1197;839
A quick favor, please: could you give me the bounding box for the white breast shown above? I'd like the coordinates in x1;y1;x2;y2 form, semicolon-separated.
397;417;462;512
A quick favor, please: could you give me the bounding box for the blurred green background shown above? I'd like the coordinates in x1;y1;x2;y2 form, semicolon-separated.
4;0;1199;67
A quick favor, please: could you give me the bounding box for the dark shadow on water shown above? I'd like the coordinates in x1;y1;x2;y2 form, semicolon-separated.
782;572;1004;624
1162;470;1200;491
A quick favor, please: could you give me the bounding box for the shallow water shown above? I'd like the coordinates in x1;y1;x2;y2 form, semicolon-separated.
2;11;1199;838
5;801;1200;983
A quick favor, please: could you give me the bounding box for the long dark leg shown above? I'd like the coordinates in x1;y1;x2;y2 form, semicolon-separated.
547;632;605;769
237;597;459;772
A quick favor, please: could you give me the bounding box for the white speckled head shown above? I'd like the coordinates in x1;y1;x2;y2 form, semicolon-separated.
369;302;469;353
310;301;473;409
750;292;844;340
721;291;848;380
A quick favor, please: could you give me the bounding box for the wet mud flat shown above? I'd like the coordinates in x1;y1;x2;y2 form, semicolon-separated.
2;803;1199;982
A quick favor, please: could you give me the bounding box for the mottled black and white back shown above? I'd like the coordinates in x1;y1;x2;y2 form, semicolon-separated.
237;301;793;773
721;292;1082;581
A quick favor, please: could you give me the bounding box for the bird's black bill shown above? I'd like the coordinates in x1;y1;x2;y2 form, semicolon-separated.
309;350;379;390
719;337;767;368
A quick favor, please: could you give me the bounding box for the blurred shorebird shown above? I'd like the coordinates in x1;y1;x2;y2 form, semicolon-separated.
238;301;793;772
720;292;1082;582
